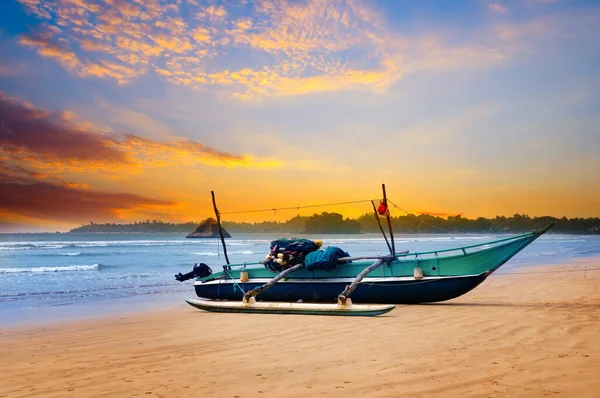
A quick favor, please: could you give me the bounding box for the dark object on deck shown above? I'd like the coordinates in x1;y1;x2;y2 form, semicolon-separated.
264;238;320;272
175;263;212;282
186;218;232;238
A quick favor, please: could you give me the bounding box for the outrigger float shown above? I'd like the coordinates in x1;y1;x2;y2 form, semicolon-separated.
176;185;555;316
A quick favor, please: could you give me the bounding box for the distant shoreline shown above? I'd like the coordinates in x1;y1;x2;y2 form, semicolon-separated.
63;213;600;235
1;231;598;236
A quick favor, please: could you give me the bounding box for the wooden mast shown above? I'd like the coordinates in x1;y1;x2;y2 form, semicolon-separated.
211;190;230;265
382;184;396;255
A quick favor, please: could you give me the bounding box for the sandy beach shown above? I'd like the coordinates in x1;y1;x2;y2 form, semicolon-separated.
2;259;599;398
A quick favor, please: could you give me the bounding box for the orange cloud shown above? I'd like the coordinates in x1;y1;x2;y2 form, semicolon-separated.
0;92;271;177
20;29;80;70
17;0;516;97
117;134;251;167
0;172;175;223
0;92;129;164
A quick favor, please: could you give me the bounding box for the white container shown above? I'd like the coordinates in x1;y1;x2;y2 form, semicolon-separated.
414;267;423;280
240;271;249;283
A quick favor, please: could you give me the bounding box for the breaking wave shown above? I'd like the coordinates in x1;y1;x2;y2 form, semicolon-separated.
187;251;218;256
187;250;255;256
0;264;101;273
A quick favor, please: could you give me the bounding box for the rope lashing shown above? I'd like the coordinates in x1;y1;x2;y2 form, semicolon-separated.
387;199;453;233
223;267;247;295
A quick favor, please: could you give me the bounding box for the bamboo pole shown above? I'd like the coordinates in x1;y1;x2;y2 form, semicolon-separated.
382;184;396;255
244;263;305;301
211;190;230;265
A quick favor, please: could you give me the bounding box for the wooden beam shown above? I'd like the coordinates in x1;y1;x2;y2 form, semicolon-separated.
382;184;396;255
211;190;230;265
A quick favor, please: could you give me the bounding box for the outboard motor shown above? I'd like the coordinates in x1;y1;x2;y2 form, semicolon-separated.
175;263;212;282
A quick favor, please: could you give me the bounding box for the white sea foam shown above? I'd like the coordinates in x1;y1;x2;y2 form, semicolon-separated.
187;252;218;256
0;243;68;250
54;252;82;256
187;249;255;256
0;264;100;273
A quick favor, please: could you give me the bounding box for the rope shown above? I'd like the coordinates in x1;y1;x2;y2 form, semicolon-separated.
387;199;453;233
219;199;377;215
216;195;466;234
223;268;247;294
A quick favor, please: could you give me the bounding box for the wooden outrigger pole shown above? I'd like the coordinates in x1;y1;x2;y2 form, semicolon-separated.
243;263;305;303
337;255;395;304
211;190;230;265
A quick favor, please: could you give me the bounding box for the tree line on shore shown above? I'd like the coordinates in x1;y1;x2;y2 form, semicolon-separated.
69;212;599;234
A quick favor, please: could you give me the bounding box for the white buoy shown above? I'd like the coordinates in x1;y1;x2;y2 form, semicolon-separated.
414;267;423;280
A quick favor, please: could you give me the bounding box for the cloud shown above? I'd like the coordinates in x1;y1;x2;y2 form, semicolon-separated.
19;27;80;70
527;0;561;4
0;92;260;173
0;92;130;164
488;2;509;14
0;172;175;223
16;0;512;98
492;10;600;42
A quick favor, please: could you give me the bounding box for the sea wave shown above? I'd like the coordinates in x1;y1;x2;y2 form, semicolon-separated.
0;243;69;251
186;250;255;256
0;240;194;250
231;250;255;255
53;252;82;256
0;264;101;273
187;251;218;256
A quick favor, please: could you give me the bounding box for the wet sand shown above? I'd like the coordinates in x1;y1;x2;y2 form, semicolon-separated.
2;259;599;397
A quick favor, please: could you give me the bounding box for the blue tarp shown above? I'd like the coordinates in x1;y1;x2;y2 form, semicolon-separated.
304;247;351;271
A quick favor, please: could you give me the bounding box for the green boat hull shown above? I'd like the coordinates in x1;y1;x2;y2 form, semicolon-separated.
192;224;555;304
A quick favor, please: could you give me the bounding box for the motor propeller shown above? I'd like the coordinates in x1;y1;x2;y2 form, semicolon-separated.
175;263;212;282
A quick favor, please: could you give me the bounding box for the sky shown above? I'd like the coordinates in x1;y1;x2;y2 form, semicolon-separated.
0;0;599;232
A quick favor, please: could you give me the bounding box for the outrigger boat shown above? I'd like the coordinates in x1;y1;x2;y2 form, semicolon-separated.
177;186;556;316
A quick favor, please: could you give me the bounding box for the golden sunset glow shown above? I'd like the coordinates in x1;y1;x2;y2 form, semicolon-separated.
1;0;599;231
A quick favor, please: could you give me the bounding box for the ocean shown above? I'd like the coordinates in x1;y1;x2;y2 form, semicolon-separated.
1;232;599;326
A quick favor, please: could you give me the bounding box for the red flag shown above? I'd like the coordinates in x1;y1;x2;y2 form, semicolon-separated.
377;201;389;216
